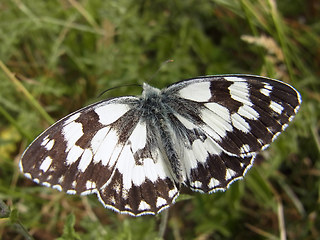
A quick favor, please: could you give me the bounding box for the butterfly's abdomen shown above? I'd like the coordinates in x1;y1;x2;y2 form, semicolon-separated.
139;87;183;182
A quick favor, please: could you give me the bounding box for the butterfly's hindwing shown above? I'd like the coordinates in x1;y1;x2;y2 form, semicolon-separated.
20;74;301;216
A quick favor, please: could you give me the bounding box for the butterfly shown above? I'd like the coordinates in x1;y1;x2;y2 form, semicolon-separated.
20;75;301;216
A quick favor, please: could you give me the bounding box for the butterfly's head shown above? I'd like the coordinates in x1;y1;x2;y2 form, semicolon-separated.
142;83;161;99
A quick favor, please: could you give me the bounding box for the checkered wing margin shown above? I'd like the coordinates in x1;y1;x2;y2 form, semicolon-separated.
20;74;301;216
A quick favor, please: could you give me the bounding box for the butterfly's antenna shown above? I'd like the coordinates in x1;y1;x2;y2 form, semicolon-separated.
147;59;174;84
98;83;142;98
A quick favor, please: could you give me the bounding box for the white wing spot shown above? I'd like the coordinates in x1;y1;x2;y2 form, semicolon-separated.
240;144;250;154
224;76;247;82
294;103;301;114
78;149;93;172
42;182;51;187
204;102;231;122
63;113;81;126
238;104;259;120
282;123;289;131
138;200;151;211
226;169;236;180
39;156;53;173
125;204;132;210
58;176;65;184
156;197;167;208
192;181;202;188
115;146;139;189
270;101;284;115
62;121;84;151
168;188;177;198
53;185;62;191
231;113;250;133
178;82;211;102
86;180;96;190
201;125;221;141
94;103;130;125
91;127;119;166
66;145;84;165
40;136;50;146
129;120;147;153
228;81;251;106
260;83;273;96
208;178;220;188
260;88;271;96
201;108;232;138
264;83;273;90
288;115;295;122
272;132;281;141
108;144;123;168
131;165;145;187
143;158;161;182
44;139;55;151
24;173;32;179
191;140;208;165
66;190;77;194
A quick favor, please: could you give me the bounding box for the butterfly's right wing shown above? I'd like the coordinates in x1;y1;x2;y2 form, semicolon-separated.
20;96;179;216
163;75;301;193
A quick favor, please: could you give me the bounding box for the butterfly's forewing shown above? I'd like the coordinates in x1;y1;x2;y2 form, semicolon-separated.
20;96;179;216
163;75;301;192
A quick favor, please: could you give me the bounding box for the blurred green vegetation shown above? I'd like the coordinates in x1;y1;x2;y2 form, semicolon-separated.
0;0;319;239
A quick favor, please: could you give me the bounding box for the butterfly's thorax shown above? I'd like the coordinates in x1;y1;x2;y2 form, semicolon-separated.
139;83;183;181
140;83;165;117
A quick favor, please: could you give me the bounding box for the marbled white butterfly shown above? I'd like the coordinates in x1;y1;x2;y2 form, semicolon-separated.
20;75;301;216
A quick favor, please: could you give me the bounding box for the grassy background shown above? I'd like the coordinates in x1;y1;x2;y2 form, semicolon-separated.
0;0;319;239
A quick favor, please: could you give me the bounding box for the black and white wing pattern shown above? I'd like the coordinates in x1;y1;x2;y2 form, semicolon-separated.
20;75;301;216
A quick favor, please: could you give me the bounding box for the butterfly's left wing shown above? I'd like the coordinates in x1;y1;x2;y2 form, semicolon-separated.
20;97;179;216
162;75;301;192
